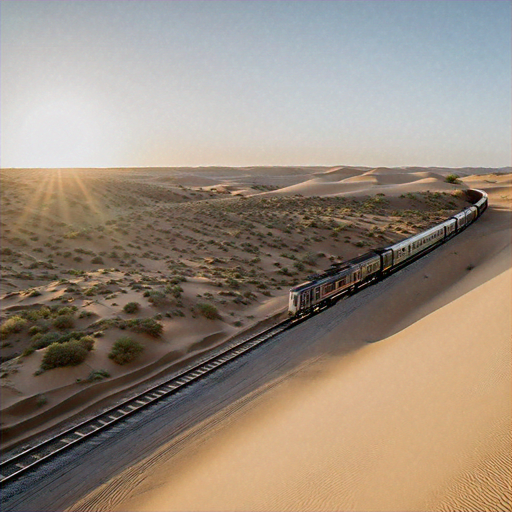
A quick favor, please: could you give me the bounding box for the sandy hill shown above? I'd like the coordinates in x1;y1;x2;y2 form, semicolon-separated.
0;166;509;458
68;171;511;512
261;166;467;198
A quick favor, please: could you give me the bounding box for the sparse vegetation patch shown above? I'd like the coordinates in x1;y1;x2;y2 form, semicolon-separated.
196;303;220;320
108;337;144;365
0;316;27;339
40;340;89;371
445;174;461;184
123;302;140;314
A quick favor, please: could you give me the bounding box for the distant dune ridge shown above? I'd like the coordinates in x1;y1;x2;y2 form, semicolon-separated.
0;166;510;512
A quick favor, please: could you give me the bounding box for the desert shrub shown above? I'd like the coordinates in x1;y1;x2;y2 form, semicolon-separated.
56;306;76;316
31;330;85;350
40;341;88;371
293;261;305;271
108;337;144;365
126;318;163;337
0;316;27;338
123;302;140;314
165;284;183;298
31;331;62;350
169;275;187;284
78;335;95;351
302;252;318;266
91;256;104;264
226;277;240;289
23;306;51;322
28;320;50;336
53;315;75;330
85;369;110;382
84;285;100;296
196;303;220;320
445;174;460;184
147;290;167;306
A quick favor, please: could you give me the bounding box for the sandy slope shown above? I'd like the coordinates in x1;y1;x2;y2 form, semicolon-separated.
1;166;479;449
67;177;511;512
116;267;511;512
1;166;510;511
263;167;470;198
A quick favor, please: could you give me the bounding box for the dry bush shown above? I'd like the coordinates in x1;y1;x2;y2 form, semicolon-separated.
108;337;143;365
0;316;27;339
196;303;220;320
40;341;89;371
123;302;140;314
126;318;163;337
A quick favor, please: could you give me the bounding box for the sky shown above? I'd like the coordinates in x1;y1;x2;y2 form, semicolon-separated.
1;0;511;169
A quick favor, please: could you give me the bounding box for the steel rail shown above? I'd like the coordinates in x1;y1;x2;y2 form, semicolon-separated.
0;317;306;483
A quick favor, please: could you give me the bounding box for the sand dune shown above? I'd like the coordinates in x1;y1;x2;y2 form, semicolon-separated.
312;166;367;181
1;166;510;512
264;170;464;198
64;176;512;512
102;223;511;512
4;166;474;449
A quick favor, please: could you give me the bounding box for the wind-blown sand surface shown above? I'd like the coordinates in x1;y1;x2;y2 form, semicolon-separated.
4;165;497;449
63;170;511;512
111;267;511;512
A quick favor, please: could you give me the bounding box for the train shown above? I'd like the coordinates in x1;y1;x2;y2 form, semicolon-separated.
288;189;488;317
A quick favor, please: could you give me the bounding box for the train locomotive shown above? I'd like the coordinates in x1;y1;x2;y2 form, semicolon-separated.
288;189;488;317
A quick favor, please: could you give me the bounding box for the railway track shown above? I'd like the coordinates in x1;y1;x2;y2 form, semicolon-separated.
0;316;305;484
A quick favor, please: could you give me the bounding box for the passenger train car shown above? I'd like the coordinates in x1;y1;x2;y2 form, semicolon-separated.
288;189;488;316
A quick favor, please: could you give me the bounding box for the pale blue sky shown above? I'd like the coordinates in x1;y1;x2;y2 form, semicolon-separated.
1;0;510;168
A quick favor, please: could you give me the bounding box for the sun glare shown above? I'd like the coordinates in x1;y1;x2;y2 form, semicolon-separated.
19;99;104;168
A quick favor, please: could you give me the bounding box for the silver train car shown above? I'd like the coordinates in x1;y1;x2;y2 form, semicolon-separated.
288;189;488;316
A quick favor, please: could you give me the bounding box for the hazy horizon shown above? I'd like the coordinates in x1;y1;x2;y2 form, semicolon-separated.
1;1;511;169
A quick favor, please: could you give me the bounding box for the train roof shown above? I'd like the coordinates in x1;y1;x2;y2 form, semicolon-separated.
290;251;379;293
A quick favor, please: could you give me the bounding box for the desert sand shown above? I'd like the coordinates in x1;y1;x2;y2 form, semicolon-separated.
1;166;511;511
104;265;511;512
